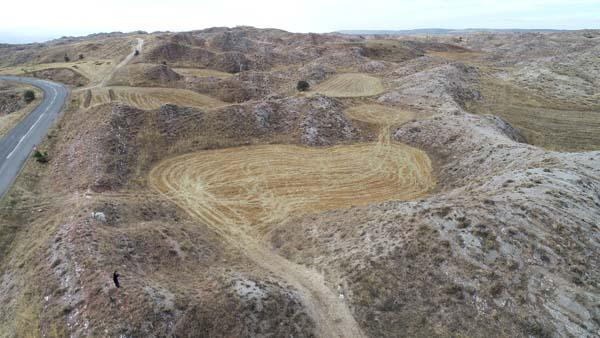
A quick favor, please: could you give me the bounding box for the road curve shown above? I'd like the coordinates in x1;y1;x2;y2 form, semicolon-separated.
0;76;68;197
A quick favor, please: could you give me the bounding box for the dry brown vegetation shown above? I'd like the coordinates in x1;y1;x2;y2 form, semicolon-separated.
466;76;600;151
313;73;385;97
80;86;226;110
345;103;415;125
0;81;43;136
149;134;433;233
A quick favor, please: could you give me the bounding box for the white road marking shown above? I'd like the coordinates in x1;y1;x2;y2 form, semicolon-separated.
5;86;58;159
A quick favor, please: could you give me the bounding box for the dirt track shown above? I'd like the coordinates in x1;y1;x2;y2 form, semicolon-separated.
148;124;433;337
98;38;144;88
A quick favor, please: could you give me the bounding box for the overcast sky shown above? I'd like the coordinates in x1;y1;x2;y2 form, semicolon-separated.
1;0;599;43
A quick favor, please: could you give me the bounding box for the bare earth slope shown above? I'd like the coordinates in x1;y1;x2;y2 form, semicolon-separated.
0;27;598;337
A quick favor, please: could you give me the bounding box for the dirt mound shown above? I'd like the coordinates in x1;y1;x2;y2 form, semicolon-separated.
209;30;256;52
0;35;137;67
0;87;25;115
28;67;89;86
360;40;425;63
170;32;206;47
184;71;279;103
210;51;251;73
379;62;481;114
145;42;252;73
144;42;216;67
143;64;182;83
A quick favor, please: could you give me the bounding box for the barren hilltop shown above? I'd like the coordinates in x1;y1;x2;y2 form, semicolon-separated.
0;26;599;337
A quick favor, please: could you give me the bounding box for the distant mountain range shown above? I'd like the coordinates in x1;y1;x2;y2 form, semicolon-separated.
335;28;570;35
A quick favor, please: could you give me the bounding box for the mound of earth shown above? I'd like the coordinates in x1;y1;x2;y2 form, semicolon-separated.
0;34;136;67
107;63;183;87
0;84;26;115
185;69;295;103
143;64;182;83
144;41;253;73
359;40;425;63
27;67;89;86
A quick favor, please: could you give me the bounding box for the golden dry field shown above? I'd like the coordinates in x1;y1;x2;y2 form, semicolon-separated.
148;134;434;234
172;67;233;78
345;104;415;125
313;73;385;97
467;77;600;151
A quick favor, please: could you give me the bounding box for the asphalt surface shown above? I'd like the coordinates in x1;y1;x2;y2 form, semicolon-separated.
0;76;68;197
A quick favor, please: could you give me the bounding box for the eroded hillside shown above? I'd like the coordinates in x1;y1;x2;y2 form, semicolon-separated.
0;27;599;337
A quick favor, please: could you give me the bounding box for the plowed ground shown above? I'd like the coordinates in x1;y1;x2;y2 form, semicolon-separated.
84;86;225;110
149;139;433;233
313;73;384;97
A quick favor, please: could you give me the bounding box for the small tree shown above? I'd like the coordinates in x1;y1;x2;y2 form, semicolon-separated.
64;54;70;62
296;80;310;92
23;90;35;103
33;150;49;163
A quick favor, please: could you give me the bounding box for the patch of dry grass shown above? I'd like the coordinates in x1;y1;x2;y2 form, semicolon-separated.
172;67;233;79
0;60;114;85
149;138;434;234
467;77;600;151
345;104;415;125
313;73;385;97
83;86;226;110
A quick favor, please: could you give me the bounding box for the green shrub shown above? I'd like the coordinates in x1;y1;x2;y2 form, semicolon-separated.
33;150;49;163
296;80;310;92
23;90;35;103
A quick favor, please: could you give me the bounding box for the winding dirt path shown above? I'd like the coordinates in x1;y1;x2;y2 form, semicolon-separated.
78;37;143;90
148;126;434;337
99;38;144;87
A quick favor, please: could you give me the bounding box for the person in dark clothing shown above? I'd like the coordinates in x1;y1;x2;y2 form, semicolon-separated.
113;271;120;288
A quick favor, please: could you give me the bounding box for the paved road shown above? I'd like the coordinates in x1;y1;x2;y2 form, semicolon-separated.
0;76;68;197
